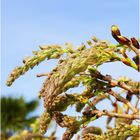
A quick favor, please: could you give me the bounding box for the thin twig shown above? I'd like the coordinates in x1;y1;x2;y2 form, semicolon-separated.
92;71;139;94
91;110;140;120
135;98;139;109
90;94;108;106
84;94;108;112
36;73;49;77
127;43;140;59
107;89;138;113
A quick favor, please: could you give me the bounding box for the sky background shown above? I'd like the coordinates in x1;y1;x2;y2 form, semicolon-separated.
1;0;139;139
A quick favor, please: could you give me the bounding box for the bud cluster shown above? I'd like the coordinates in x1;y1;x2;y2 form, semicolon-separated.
6;26;139;140
39;111;51;134
53;112;79;129
6;45;64;86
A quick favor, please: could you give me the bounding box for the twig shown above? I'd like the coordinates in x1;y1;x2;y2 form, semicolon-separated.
36;73;49;77
127;43;140;59
135;98;139;108
83;94;108;113
88;67;138;113
90;94;108;106
91;70;139;94
107;89;138;113
91;110;140;120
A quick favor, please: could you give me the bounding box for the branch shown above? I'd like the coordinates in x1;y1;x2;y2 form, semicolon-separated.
83;94;108;112
36;73;49;77
90;94;108;106
88;68;139;94
103;76;139;94
91;110;140;120
127;43;140;59
107;89;138;113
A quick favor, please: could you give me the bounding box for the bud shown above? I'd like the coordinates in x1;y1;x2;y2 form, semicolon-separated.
87;40;92;46
82;126;102;135
131;37;140;49
74;95;88;104
59;59;64;64
23;56;31;64
82;133;96;140
62;129;72;140
39;111;51;134
48;94;74;112
65;43;74;53
77;44;86;51
91;36;98;42
53;112;78;128
76;102;85;112
111;25;121;37
32;51;40;55
111;25;131;45
116;35;130;45
39;45;48;50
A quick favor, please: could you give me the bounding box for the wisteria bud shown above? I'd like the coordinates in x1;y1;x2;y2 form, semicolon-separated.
117;36;130;45
87;40;92;46
111;25;121;37
77;44;86;51
111;25;121;42
39;111;51;134
91;36;98;42
23;56;31;64
39;45;49;50
131;37;140;49
111;25;130;45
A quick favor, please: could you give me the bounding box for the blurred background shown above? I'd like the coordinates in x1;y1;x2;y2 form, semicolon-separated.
1;0;139;139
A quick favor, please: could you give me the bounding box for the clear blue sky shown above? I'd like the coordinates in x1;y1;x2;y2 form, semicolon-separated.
1;0;139;139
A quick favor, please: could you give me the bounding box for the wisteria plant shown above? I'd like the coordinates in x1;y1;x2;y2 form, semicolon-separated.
6;25;140;140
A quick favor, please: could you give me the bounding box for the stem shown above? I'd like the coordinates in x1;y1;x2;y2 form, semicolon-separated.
91;110;140;120
107;89;137;113
102;75;139;94
90;94;108;106
122;57;138;70
127;43;140;59
36;73;49;77
89;68;139;94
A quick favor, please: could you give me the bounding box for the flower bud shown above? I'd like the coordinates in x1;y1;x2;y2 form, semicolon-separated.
116;35;130;45
87;40;92;46
91;36;98;42
23;56;31;64
111;25;121;37
39;111;51;134
111;25;131;45
39;45;48;50
131;37;140;49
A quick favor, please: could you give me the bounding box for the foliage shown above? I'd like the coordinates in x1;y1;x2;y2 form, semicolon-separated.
1;97;38;138
6;25;140;140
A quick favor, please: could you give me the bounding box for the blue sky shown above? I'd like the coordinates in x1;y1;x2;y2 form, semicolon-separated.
1;0;139;139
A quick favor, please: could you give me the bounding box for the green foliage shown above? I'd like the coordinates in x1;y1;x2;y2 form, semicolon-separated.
1;97;38;134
